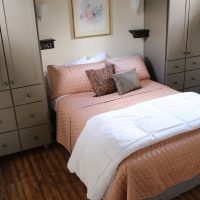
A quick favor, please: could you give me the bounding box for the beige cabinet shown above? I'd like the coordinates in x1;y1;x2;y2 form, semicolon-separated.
20;125;51;150
0;108;17;133
0;91;12;109
144;0;200;92
187;0;200;57
2;0;43;88
0;131;21;157
0;29;9;91
167;0;187;60
12;85;44;106
0;0;51;157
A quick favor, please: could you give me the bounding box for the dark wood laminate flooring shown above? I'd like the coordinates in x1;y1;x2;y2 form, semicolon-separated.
0;144;200;200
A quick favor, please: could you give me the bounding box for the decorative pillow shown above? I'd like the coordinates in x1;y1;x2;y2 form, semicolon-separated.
106;55;150;80
85;65;117;96
113;69;141;95
47;61;107;99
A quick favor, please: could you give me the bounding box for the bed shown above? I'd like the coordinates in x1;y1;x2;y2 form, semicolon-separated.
47;55;200;200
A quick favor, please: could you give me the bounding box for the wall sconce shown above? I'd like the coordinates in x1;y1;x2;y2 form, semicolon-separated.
36;3;46;21
131;0;142;14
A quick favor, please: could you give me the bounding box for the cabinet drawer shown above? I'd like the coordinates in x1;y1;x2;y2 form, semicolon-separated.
166;59;185;74
0;131;21;156
184;86;200;93
186;57;200;71
185;69;200;88
19;124;51;150
0;108;17;133
12;84;44;106
15;102;48;129
0;90;12;109
165;73;184;91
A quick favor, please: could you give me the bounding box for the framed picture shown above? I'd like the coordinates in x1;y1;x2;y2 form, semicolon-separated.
71;0;111;38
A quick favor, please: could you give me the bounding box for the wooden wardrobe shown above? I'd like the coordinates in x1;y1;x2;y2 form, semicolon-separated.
0;0;51;156
144;0;200;92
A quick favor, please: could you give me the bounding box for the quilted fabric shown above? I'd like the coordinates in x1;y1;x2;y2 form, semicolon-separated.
47;61;107;99
85;65;117;96
56;80;176;152
106;55;150;80
56;80;200;200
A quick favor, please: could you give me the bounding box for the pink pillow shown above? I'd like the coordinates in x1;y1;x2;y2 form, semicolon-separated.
106;55;150;80
47;61;107;99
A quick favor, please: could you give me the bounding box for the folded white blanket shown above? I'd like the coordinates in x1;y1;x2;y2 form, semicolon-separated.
68;92;200;200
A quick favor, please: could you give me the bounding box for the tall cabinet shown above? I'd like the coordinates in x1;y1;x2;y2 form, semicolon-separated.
144;0;200;93
0;0;51;156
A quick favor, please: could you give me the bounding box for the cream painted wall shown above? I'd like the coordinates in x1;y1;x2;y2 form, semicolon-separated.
36;0;144;71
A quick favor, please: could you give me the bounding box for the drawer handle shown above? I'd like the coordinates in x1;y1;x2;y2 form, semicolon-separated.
184;51;191;55
2;143;7;148
30;113;36;118
34;136;39;140
191;77;196;81
26;93;32;98
10;80;15;85
173;82;178;85
4;82;8;86
174;65;179;69
193;62;197;65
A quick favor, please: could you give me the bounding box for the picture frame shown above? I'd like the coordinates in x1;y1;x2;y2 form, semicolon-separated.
71;0;111;38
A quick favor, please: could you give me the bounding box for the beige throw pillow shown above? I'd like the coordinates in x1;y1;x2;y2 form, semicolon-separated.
113;69;141;95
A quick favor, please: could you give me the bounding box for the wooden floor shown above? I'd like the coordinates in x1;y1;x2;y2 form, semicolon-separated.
1;144;200;200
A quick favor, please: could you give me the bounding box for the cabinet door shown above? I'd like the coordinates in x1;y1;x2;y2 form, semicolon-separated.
2;0;43;88
0;28;9;91
187;0;200;57
167;0;188;60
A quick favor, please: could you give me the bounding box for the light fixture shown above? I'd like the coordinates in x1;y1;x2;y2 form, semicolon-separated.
131;0;142;13
36;3;46;21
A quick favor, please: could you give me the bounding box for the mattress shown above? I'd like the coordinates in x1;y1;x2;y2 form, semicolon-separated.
55;79;200;200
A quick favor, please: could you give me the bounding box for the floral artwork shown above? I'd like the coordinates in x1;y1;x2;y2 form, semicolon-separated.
72;0;110;38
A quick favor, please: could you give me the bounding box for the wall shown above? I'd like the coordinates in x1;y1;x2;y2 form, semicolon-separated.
36;0;144;71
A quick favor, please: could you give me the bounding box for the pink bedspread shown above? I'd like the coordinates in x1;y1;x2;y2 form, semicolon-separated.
56;80;200;200
56;79;177;152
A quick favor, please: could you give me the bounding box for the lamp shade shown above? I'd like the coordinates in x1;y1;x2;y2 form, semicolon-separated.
36;3;46;21
131;0;141;12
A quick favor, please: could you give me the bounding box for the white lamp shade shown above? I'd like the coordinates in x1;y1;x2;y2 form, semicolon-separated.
36;3;46;20
131;0;141;12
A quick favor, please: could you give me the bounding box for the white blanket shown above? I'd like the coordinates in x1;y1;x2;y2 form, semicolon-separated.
68;92;200;200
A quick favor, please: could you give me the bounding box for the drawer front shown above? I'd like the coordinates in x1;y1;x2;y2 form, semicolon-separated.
15;102;48;129
0;108;17;133
165;73;184;91
185;69;200;88
12;84;44;106
186;57;200;71
19;124;51;150
184;86;200;93
0;90;12;109
166;59;185;75
0;131;21;156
